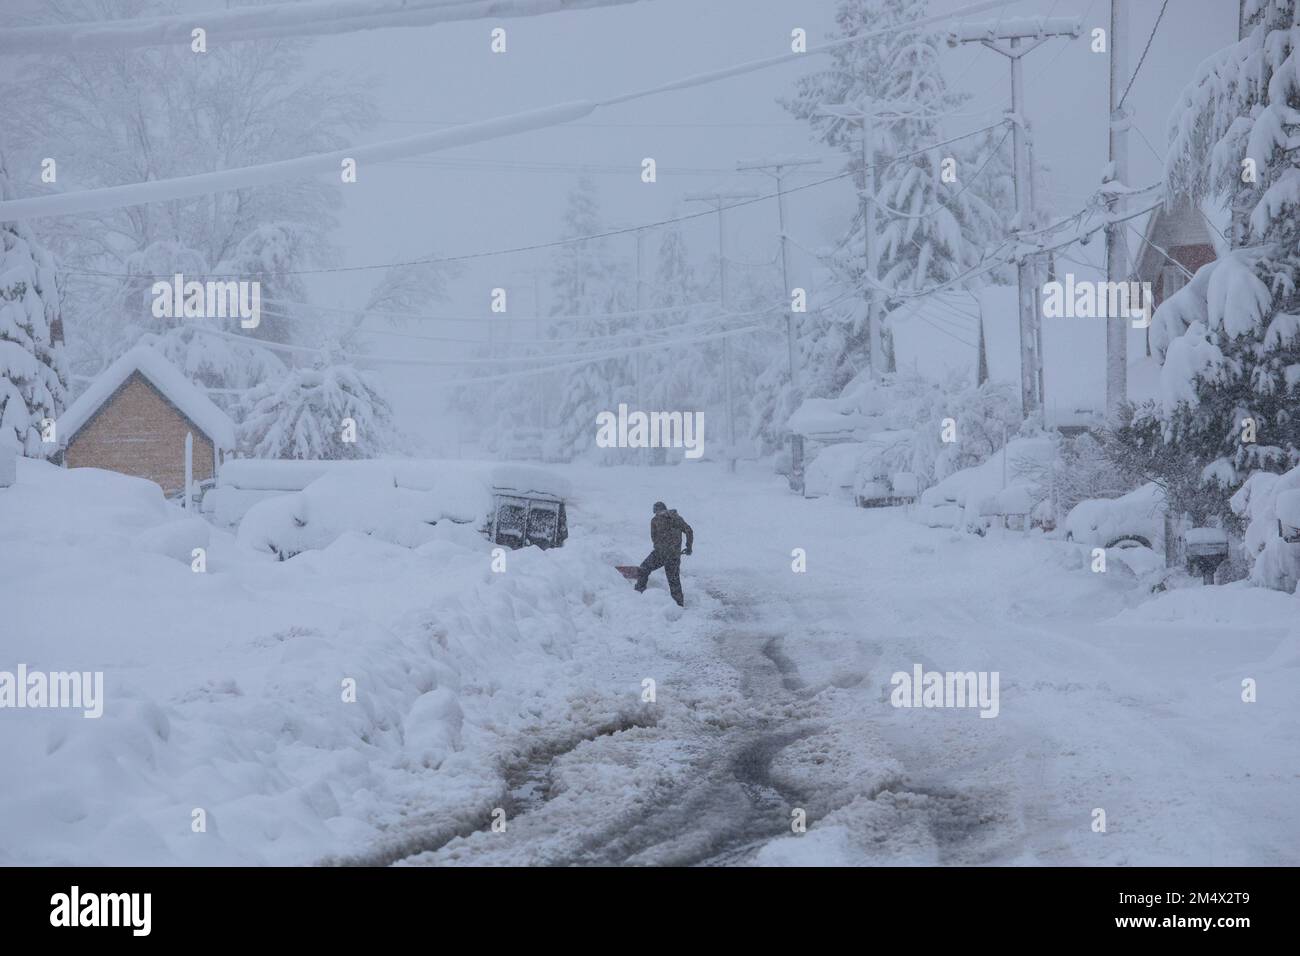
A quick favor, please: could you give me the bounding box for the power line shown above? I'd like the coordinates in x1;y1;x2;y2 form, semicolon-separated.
190;319;768;375
0;0;1010;222
377;117;808;130
1117;0;1170;111
66;124;1004;281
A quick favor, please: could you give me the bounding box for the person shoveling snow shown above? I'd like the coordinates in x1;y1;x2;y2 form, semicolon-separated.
632;501;693;607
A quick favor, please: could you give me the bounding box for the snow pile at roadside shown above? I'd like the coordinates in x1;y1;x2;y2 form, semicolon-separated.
0;459;655;865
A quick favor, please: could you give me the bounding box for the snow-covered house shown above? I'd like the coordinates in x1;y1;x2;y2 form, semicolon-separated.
1132;197;1224;312
58;346;236;496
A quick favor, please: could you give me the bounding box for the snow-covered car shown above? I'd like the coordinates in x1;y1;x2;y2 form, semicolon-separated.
915;437;1054;530
1064;482;1166;551
231;460;570;560
803;430;915;505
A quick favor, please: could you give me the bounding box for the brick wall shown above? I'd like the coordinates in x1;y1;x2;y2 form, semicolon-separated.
64;372;216;495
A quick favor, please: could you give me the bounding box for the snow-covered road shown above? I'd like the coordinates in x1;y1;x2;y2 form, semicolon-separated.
394;461;1299;866
3;458;1294;866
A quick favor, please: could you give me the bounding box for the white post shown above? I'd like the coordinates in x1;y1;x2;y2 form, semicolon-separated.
184;430;194;510
1106;0;1131;417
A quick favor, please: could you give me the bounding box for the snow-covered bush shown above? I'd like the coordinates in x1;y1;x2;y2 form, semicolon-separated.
1230;465;1300;591
238;361;396;459
0;199;68;458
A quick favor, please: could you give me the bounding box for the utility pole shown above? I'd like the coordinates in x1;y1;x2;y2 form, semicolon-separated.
736;155;819;495
1105;0;1130;418
633;227;645;413
532;269;545;431
817;104;886;380
685;188;758;474
948;16;1082;417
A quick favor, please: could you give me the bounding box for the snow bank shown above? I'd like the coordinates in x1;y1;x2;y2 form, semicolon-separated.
0;457;653;865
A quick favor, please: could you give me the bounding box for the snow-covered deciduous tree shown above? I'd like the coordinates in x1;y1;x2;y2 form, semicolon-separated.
1;0;373;373
781;0;1014;384
137;326;285;419
1107;1;1300;526
238;357;396;460
0;169;68;458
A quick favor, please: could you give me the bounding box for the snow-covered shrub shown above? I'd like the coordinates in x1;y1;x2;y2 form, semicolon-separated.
1230;466;1300;591
0;201;67;458
238;361;396;459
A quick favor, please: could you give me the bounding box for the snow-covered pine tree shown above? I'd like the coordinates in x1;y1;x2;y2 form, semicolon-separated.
1107;0;1300;525
546;177;630;461
238;353;396;459
781;0;1013;386
0;167;68;458
641;224;708;462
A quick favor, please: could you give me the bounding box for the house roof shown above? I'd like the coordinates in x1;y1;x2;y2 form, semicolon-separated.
61;345;236;450
1132;196;1227;281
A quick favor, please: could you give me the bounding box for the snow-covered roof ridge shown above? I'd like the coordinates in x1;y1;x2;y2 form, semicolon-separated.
61;345;236;450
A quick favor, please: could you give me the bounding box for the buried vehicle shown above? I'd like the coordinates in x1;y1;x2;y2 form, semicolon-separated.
802;430;919;506
1064;482;1166;552
915;437;1055;531
220;460;570;561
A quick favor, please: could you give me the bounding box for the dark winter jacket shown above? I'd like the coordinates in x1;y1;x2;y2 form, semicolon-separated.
650;510;693;557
